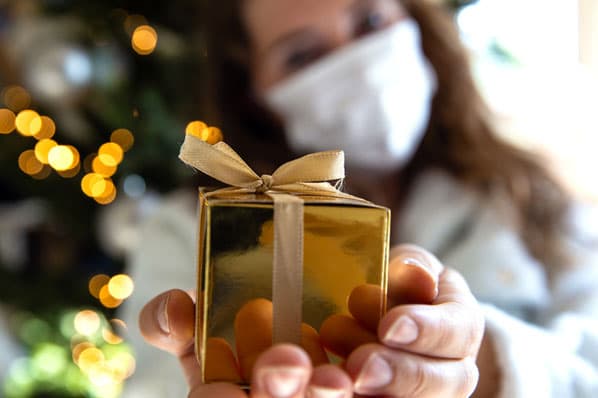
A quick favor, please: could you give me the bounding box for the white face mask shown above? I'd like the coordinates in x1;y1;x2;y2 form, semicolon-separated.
264;19;437;170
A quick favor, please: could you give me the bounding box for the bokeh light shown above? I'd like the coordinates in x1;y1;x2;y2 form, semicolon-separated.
48;145;78;171
98;143;123;167
57;162;81;178
99;285;122;309
102;328;123;345
81;173;105;197
72;342;95;364
18;150;44;175
0;108;16;134
186;121;223;144
110;128;134;152
123;14;148;36
15;110;42;136
131;25;158;55
2;85;31;111
88;274;110;299
31;165;52;180
123;174;146;198
95;185;117;205
34;139;58;164
77;347;105;374
92;156;117;177
74;310;101;336
33;116;56;140
107;275;134;300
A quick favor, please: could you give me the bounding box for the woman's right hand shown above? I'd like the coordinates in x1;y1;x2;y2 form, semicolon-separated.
139;289;353;398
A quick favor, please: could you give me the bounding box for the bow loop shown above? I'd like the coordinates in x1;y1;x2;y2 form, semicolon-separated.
179;134;346;193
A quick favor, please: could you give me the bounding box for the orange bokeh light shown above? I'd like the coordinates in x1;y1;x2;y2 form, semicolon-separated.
0;108;16;134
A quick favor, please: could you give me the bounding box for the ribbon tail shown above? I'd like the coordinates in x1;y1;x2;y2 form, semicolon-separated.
269;193;304;345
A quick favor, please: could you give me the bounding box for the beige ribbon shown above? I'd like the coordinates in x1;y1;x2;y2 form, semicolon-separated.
180;135;355;345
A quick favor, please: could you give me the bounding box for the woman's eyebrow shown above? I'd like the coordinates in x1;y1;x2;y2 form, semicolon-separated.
263;29;319;57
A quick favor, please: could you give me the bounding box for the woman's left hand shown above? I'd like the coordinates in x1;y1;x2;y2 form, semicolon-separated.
320;244;484;397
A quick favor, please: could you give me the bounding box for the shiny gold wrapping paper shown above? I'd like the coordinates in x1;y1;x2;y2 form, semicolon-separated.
195;190;390;384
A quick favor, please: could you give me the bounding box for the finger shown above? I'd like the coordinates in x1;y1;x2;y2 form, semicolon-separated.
348;284;384;333
308;364;353;398
235;299;329;381
205;338;243;383
378;268;485;359
346;344;479;398
250;344;312;398
319;314;377;358
388;244;443;305
139;289;200;387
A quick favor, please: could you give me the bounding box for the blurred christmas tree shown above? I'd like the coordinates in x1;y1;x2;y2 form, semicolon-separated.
0;1;471;396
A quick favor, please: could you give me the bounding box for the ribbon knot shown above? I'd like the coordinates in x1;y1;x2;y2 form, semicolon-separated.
258;174;273;193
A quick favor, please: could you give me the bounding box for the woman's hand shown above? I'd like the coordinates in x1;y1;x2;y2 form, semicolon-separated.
320;244;485;397
139;289;353;398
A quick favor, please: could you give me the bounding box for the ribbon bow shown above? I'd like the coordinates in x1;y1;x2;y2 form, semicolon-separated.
179;135;353;344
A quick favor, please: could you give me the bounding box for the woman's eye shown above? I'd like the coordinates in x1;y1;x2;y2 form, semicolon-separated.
355;10;387;37
285;47;324;70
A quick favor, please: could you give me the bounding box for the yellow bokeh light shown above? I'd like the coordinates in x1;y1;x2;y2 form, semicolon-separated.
0;108;16;134
78;347;105;374
102;328;123;345
81;173;105;197
72;342;94;364
2;85;31;111
15;109;42;136
95;185;117;205
107;352;136;380
89;274;110;299
92;156;117;177
99;285;123;309
185;120;208;137
18;150;44;175
186;121;223;144
204;127;223;144
34;139;58;164
98;142;123;167
48;145;76;171
33;116;56;140
107;275;134;300
131;25;158;55
110;128;134;152
87;362;119;387
74;310;101;336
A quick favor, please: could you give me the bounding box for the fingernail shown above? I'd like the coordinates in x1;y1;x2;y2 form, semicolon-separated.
355;353;393;393
383;315;418;345
258;366;308;398
307;385;347;398
402;256;428;270
157;294;170;334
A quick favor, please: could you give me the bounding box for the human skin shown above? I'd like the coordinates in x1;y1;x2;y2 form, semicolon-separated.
140;0;496;396
140;245;486;397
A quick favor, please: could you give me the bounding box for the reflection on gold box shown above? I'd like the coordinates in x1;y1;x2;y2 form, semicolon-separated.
195;190;390;384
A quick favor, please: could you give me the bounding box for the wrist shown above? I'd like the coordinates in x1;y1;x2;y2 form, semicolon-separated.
471;329;502;398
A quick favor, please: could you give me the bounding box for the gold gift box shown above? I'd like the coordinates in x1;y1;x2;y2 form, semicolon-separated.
195;189;390;384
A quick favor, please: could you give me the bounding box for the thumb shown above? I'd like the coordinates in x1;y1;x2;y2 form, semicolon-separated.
388;244;443;305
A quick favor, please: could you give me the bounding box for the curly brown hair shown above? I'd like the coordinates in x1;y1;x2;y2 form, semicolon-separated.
198;0;572;273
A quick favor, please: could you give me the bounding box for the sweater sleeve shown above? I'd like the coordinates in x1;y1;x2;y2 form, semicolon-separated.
119;196;198;398
482;259;598;398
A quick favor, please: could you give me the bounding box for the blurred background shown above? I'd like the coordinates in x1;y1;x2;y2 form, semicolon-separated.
0;0;596;397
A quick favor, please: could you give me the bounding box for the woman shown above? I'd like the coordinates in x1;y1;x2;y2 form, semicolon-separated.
133;0;598;397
